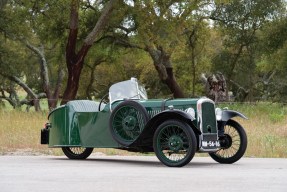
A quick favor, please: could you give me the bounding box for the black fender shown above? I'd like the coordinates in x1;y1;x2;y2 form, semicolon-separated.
217;110;247;137
130;109;200;147
220;110;248;121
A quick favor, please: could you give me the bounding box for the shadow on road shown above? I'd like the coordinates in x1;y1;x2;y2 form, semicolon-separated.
50;156;222;168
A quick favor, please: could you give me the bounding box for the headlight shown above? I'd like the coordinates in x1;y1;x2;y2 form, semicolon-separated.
185;108;195;120
215;108;222;121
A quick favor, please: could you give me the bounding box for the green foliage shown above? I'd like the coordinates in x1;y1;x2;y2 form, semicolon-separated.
0;0;69;110
261;19;287;53
81;48;154;99
210;0;286;101
1;0;287;109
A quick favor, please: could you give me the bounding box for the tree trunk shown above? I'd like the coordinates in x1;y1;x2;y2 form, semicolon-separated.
85;58;105;99
164;68;185;98
191;46;196;97
61;45;91;104
61;0;117;105
146;46;184;98
187;27;198;97
227;44;244;81
49;68;64;109
24;40;64;111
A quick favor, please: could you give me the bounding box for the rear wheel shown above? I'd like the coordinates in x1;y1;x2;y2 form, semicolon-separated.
62;147;93;159
153;120;197;167
209;120;247;164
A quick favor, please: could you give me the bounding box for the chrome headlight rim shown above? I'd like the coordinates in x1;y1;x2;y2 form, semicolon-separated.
215;107;223;121
185;107;196;121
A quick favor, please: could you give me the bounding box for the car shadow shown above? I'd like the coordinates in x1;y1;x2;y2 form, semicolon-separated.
51;156;221;168
88;158;163;167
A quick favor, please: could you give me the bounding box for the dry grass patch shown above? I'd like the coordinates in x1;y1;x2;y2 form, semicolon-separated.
224;102;287;158
0;102;286;157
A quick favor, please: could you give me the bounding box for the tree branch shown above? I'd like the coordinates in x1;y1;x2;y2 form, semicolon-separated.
229;79;249;94
84;0;118;45
0;96;16;108
22;40;51;100
0;73;38;99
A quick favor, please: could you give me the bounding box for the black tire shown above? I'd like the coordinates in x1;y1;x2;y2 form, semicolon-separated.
109;100;149;146
153;120;197;167
62;147;93;160
209;120;247;164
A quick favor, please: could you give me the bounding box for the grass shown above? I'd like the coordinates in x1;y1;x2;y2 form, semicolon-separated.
219;102;287;158
0;102;286;158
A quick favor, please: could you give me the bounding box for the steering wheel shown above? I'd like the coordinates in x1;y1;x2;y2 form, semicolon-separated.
98;93;109;111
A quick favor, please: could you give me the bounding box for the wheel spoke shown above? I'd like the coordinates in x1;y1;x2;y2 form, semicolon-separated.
157;125;191;163
213;122;245;161
70;147;85;154
154;120;197;167
110;101;149;146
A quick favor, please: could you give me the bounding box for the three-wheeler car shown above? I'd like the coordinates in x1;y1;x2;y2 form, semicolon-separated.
41;78;248;167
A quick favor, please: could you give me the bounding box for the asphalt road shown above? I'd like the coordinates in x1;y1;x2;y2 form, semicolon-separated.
0;155;286;192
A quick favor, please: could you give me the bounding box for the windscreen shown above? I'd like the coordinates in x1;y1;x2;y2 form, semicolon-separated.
109;78;147;104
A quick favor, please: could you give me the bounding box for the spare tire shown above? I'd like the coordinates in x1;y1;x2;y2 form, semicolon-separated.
109;100;149;146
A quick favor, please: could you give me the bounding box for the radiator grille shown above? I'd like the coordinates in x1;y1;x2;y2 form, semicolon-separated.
147;107;187;118
201;102;217;134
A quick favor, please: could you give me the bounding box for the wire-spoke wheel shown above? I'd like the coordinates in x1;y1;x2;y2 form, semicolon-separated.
153;120;197;167
109;100;149;146
209;120;247;164
62;147;93;159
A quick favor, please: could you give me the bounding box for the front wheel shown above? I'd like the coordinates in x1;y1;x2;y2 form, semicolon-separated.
62;147;93;160
209;120;247;164
153;120;197;167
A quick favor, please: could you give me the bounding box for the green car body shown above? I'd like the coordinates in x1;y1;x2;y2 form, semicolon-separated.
47;98;199;147
41;78;248;167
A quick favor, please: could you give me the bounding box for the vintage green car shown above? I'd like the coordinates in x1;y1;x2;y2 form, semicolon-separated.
41;78;248;167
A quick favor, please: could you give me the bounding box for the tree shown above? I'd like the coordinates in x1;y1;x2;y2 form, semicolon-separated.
61;0;118;104
210;0;284;101
0;0;67;111
183;17;211;97
108;1;212;98
1;0;287;108
0;0;7;9
23;40;64;110
255;16;287;102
